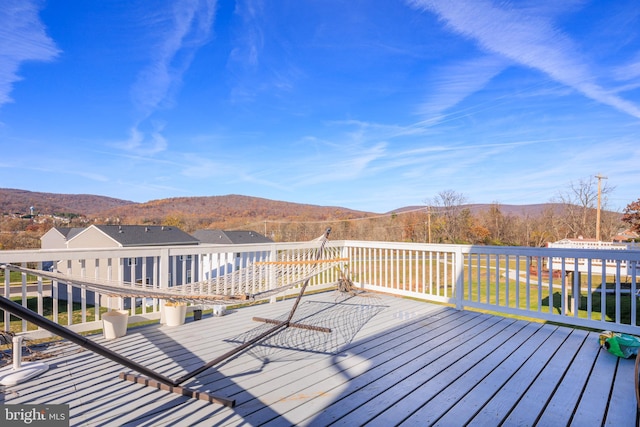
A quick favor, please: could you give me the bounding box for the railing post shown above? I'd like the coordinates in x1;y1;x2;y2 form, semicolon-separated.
159;248;169;290
269;244;277;303
455;246;464;311
3;266;9;327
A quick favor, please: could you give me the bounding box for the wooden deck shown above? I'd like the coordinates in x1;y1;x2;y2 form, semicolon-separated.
1;291;637;426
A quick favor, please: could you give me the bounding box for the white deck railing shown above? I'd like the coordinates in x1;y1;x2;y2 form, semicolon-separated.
2;240;640;337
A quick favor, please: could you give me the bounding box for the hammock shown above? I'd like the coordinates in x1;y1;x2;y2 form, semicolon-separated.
1;231;346;305
0;228;350;406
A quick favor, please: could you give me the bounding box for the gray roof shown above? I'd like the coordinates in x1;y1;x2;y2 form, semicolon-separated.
193;229;273;245
94;225;200;247
54;227;85;240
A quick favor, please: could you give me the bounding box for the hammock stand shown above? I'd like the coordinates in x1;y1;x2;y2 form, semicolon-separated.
0;228;340;407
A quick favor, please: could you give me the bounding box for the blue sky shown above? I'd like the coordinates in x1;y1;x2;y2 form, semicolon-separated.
1;0;639;213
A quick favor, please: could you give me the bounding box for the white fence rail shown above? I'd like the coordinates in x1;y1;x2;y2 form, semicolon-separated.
345;241;640;335
0;242;342;337
2;241;640;337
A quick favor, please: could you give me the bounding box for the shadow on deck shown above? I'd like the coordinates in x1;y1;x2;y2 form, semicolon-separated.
1;291;637;426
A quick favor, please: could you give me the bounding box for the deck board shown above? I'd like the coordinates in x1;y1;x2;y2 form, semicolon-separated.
535;330;596;427
502;328;589;426
398;319;535;425
0;291;637;426
329;315;509;426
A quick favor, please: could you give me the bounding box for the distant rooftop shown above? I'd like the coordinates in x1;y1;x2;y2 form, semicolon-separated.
53;227;84;240
92;225;200;247
193;229;273;245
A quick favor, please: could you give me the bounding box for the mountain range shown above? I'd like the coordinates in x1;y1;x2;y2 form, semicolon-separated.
1;187;561;223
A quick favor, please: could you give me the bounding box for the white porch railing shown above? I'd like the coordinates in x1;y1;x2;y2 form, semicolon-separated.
2;241;640;338
0;242;342;337
345;241;640;335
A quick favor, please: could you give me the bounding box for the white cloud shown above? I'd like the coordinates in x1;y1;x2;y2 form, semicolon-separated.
124;0;216;154
408;0;640;119
612;53;640;94
131;0;216;116
230;0;264;68
0;1;59;107
114;122;168;155
416;55;508;122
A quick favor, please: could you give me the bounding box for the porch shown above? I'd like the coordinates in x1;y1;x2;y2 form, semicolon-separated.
1;240;640;425
1;290;635;426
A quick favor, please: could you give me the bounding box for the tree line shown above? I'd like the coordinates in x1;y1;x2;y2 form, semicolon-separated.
1;176;638;249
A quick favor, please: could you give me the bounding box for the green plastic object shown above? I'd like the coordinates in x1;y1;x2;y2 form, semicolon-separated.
599;331;640;358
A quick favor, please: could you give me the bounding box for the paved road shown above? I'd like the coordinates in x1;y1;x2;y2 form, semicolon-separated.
0;284;52;297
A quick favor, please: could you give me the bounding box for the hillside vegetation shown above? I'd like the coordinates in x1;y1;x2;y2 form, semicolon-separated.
0;188;626;249
0;188;134;215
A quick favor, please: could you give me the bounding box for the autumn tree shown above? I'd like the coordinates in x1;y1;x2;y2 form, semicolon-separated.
479;202;519;245
524;207;558;246
622;199;640;234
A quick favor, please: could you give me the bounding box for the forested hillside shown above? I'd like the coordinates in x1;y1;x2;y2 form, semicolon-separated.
0;188;628;250
99;194;372;229
0;188;134;215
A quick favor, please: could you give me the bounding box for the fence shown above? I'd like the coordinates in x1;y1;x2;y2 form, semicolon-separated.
345;241;640;335
2;240;640;337
0;242;343;337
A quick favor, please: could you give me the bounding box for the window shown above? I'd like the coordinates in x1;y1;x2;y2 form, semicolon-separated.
127;258;138;266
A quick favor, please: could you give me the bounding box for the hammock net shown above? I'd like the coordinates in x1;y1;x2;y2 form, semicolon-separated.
1;230;345;305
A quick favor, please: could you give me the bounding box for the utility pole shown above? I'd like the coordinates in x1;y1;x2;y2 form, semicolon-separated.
595;173;607;241
427;206;432;244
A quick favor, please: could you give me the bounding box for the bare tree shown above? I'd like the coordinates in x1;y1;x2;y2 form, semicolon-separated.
429;190;469;243
552;176;614;239
528;206;560;246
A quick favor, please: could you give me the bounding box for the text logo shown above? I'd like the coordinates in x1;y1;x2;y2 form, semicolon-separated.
1;405;69;426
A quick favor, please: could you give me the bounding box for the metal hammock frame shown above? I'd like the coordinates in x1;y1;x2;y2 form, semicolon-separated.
0;228;343;407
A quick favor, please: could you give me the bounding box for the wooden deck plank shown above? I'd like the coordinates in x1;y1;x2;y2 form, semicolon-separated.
570;345;618;426
119;293;422;426
285;311;490;426
535;329;599;426
1;291;637;426
396;320;541;426
308;315;507;426
241;306;459;425
369;318;529;426
501;328;589;426
466;325;572;426
207;298;452;425
84;293;399;426
604;351;637;427
430;321;553;426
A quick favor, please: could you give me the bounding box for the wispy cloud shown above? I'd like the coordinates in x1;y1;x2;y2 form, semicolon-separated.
123;0;216;155
612;53;640;90
229;0;264;68
115;123;168;155
0;1;59;107
408;0;640;119
416;55;508;122
1;162;108;183
227;0;304;104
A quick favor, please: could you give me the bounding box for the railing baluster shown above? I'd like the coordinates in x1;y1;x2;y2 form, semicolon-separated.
21;263;27;332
